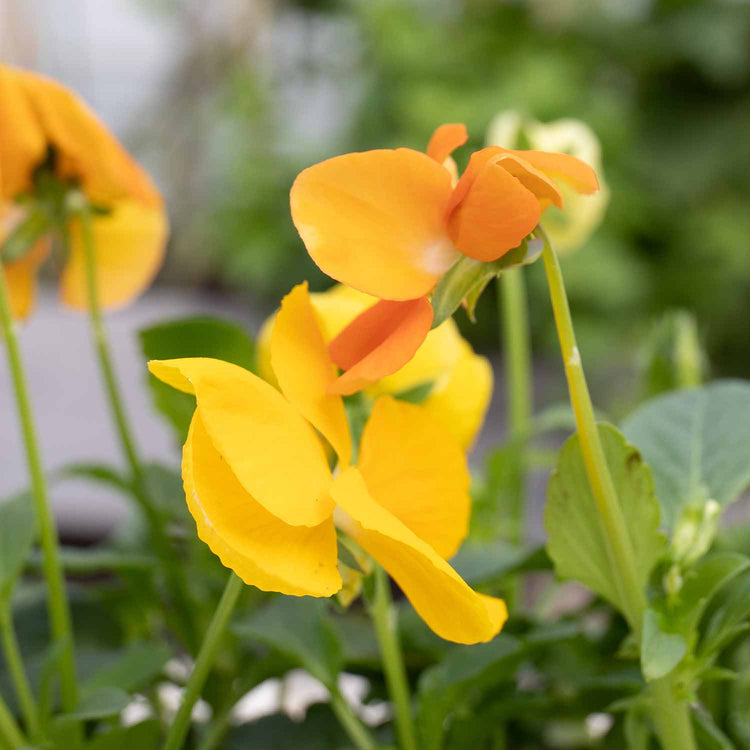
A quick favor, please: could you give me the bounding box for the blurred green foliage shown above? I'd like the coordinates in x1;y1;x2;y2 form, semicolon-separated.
152;0;750;378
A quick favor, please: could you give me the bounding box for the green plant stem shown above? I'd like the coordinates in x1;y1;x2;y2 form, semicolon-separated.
0;694;24;750
0;270;77;712
538;225;695;750
77;208;197;652
369;566;417;750
163;573;244;750
0;602;42;741
330;687;378;750
498;269;532;611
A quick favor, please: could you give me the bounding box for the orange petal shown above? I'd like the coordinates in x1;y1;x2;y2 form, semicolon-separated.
328;297;433;396
148;357;334;527
290;148;457;300
426;123;468;165
0;65;47;199
61;199;168;311
1;237;50;320
494;153;563;209
357;396;470;559
331;467;507;644
447;158;541;262
271;282;352;467
184;412;341;597
505;148;599;194
15;67;162;207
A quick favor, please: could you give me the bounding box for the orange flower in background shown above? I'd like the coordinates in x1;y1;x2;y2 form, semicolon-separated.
0;64;168;319
291;123;599;392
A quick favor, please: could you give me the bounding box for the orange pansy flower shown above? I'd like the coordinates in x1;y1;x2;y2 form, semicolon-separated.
290;123;599;392
0;64;168;319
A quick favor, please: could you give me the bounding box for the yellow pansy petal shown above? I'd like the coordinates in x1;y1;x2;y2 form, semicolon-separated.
148;357;334;526
15;67;162;207
184;412;341;597
291;148;458;301
0;66;47;199
332;467;507;644
422;342;494;451
357;396;470;559
61;200;168;311
271;283;351;467
1;238;50;320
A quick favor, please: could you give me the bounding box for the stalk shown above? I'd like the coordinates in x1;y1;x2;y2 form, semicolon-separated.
538;225;695;750
0;269;77;711
0;694;24;750
369;566;417;750
330;687;378;750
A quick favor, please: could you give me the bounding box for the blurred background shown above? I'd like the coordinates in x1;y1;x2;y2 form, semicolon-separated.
2;0;750;533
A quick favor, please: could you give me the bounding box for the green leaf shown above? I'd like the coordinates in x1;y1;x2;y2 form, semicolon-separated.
641;608;688;681
0;493;36;596
701;572;750;656
692;709;736;749
139;316;256;441
622;380;750;530
450;542;550;587
81;642;172;696
27;547;158;575
430;238;542;328
0;209;50;263
60;686;131;721
233;597;343;688
544;423;666;618
85;720;161;750
416;635;523;750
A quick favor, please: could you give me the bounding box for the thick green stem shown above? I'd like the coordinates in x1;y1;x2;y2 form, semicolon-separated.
539;226;695;750
0;694;25;750
0;602;42;741
330;688;378;750
77;208;197;652
0;270;77;711
163;573;244;750
369;566;417;750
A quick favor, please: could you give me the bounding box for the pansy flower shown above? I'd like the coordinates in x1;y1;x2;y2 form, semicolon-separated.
290;123;599;391
0;64;168;319
256;283;493;450
148;283;506;644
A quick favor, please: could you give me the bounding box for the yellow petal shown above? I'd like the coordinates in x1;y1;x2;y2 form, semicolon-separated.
271;283;351;467
185;412;341;597
291;148;458;301
0;65;46;199
60;200;168;311
14;67;162;207
421;342;494;451
1;237;50;320
148;357;334;526
357;396;470;559
332;467;507;644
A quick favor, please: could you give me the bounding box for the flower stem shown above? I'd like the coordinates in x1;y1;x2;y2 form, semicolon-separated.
0;270;77;712
163;572;244;750
0;600;42;741
369;566;417;750
538;225;695;750
498;269;532;610
330;687;378;750
76;207;197;652
0;693;24;750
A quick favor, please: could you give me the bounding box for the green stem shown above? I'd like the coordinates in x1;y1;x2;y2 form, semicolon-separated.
76;207;197;652
538;225;695;750
330;688;378;750
0;694;25;750
163;573;244;750
0;601;42;741
0;269;77;712
369;566;417;750
498;269;532;610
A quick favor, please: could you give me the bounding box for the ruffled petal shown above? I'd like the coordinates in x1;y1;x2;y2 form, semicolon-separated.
15;67;162;207
271;282;351;467
332;468;507;644
426;123;468;165
357;396;470;559
291;148;457;300
505;148;599;194
148;357;334;526
421;341;493;451
328;298;433;396
448;157;540;262
60;199;168;311
184;412;341;597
